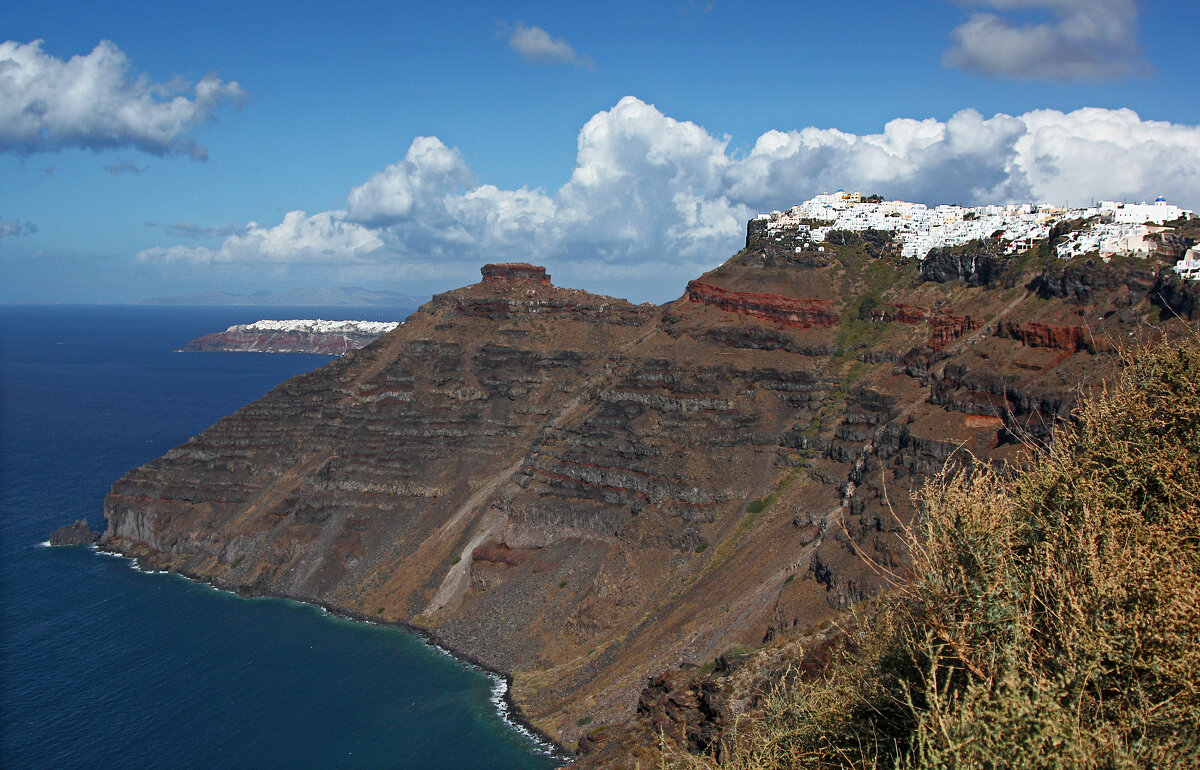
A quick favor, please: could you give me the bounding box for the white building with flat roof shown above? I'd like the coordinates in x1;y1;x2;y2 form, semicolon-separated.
1104;198;1186;225
1174;246;1200;280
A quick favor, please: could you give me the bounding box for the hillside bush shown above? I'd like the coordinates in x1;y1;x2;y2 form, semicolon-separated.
667;337;1200;769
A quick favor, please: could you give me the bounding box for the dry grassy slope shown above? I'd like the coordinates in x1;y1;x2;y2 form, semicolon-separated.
103;240;1188;752
612;337;1200;770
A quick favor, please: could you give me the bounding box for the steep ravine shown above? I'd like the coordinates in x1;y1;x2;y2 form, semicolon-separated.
102;243;1189;757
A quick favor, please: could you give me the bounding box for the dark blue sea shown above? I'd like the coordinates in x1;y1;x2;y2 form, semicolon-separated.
0;305;564;769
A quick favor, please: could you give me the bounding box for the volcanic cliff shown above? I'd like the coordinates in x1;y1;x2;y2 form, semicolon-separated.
103;235;1196;755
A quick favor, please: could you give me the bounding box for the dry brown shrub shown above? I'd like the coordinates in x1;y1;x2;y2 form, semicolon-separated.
662;337;1200;769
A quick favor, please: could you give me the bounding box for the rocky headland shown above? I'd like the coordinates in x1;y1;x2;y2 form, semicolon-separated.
99;230;1196;760
179;319;400;355
49;520;101;546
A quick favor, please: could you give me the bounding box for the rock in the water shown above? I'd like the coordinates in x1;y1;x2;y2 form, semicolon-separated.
49;520;100;546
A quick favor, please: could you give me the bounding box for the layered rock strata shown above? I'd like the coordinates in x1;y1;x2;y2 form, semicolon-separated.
103;237;1187;755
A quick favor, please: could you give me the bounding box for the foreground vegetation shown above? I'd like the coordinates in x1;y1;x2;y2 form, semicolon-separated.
668;336;1200;768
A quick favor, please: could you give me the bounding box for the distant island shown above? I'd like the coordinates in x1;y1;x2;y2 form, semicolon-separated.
136;286;426;307
180;319;400;354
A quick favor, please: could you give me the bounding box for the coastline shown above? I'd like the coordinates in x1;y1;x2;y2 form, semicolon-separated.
92;541;573;764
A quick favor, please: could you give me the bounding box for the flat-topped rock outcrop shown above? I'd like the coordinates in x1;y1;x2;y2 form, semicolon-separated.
480;262;552;285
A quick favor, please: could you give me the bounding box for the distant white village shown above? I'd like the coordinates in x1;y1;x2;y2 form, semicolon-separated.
232;319;400;335
756;191;1200;280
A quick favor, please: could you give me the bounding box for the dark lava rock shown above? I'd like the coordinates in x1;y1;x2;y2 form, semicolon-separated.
1033;258;1158;305
49;520;100;546
1151;271;1200;321
920;242;1006;287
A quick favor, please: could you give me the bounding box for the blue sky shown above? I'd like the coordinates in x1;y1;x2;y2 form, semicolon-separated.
3;0;1198;304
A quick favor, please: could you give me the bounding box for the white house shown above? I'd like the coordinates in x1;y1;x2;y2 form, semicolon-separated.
1174;246;1200;280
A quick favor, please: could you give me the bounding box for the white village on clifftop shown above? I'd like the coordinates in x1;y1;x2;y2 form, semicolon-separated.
756;192;1200;280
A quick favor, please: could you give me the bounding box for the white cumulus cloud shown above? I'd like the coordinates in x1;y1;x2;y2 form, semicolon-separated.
0;39;246;159
724;109;1032;207
554;96;745;260
1012;107;1200;206
346;136;474;226
139;97;1200;300
943;0;1149;81
505;22;594;68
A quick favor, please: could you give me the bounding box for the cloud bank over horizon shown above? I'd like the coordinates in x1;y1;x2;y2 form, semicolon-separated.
0;39;246;159
137;96;1200;297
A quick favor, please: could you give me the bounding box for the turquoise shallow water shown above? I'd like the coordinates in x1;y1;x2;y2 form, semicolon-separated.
0;305;563;769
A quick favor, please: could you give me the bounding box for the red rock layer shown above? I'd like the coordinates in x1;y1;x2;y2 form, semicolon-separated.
884;303;934;325
999;321;1091;352
472;541;538;567
875;304;981;350
929;315;981;349
686;281;838;329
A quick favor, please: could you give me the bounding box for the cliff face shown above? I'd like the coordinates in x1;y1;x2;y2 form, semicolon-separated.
103;236;1188;751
